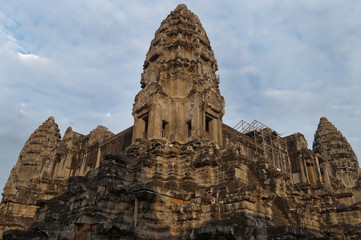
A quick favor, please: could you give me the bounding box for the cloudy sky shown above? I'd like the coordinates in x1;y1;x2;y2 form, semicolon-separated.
1;0;361;195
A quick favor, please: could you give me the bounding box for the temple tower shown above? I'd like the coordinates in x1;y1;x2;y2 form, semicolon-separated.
132;4;225;145
313;116;360;187
0;117;63;236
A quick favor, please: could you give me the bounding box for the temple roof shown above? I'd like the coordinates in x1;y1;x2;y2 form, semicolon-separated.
140;4;218;90
313;116;358;166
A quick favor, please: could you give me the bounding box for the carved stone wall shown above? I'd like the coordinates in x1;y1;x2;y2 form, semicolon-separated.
1;4;361;240
0;117;65;236
5;124;361;239
286;133;326;185
0;118;132;238
313;117;360;188
1;119;361;239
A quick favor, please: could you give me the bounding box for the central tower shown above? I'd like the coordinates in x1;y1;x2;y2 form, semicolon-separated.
132;4;225;144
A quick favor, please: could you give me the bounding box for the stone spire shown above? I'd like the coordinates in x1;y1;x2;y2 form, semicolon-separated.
2;116;61;197
140;3;219;93
313;116;360;187
132;4;224;144
0;116;62;236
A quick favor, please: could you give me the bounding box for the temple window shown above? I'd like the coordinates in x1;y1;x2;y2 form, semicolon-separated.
186;120;192;138
162;120;169;138
142;115;149;138
205;115;212;132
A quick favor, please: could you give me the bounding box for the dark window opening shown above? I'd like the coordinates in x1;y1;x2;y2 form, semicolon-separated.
186;120;192;138
149;53;160;62
143;115;149;138
162;120;169;138
205;115;212;132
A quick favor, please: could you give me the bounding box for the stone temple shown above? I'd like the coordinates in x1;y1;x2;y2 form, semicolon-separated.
1;4;361;239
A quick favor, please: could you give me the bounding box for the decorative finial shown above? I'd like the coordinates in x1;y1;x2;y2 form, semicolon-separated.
175;4;188;11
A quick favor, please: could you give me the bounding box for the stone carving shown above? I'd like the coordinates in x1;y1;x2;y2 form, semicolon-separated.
0;119;132;238
132;4;225;145
1;4;361;240
313;117;360;188
0;117;66;237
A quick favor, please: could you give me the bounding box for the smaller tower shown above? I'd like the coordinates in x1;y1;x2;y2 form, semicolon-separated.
313;116;360;187
132;4;225;145
0;117;62;236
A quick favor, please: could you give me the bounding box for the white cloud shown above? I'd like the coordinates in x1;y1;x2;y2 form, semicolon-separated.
264;89;291;100
17;51;49;65
238;66;257;74
18;102;26;115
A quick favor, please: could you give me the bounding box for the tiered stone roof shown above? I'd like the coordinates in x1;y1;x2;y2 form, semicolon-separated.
141;4;219;92
313;116;360;187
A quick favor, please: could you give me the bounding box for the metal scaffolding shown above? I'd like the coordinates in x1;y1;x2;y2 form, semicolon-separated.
234;120;290;173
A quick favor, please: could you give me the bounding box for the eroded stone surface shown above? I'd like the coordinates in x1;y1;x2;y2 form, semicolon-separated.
313;117;360;188
132;4;224;145
1;4;361;240
5;127;361;239
0;117;64;236
0;119;132;238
